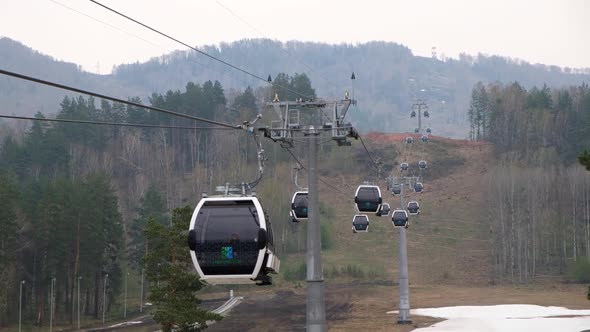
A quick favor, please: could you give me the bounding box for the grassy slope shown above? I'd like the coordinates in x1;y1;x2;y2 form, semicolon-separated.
311;134;491;286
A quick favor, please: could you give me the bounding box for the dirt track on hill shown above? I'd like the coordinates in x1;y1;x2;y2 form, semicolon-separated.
204;283;589;331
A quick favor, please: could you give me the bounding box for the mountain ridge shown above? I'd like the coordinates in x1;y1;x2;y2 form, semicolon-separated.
1;37;589;137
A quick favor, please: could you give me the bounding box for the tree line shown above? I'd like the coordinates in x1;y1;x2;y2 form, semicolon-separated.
467;81;590;162
470;80;590;283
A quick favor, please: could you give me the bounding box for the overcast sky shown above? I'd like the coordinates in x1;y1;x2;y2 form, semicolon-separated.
1;0;588;74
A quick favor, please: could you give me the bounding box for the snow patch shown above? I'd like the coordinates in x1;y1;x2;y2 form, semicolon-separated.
108;321;143;328
392;305;590;332
413;304;590;319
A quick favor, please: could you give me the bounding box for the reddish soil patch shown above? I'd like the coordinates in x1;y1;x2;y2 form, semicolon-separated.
365;132;492;146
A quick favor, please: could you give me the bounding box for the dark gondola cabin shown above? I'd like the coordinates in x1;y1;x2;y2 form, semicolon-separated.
426;127;432;134
410;110;416;118
380;203;391;216
354;185;382;213
407;201;420;215
414;182;424;193
188;197;280;285
418;160;428;169
391;183;402;195
405;137;414;144
414;128;420;133
392;209;409;228
400;162;409;171
352;214;370;233
290;191;308;221
424;110;430;117
421;135;429;143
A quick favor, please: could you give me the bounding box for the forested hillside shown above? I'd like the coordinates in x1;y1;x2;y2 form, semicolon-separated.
464;81;590;282
2;37;589;137
0;72;323;327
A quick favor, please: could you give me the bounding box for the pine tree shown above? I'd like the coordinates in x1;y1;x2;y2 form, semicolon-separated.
579;151;590;171
144;206;221;331
232;86;258;120
129;185;167;269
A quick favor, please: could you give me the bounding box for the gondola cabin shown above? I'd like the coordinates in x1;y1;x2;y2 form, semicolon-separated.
426;127;432;134
352;214;370;233
414;128;420;133
379;203;391;216
405;137;414;144
410;110;416;118
187;196;280;286
424;110;430;118
391;183;402;195
289;210;299;223
414;182;424;193
290;191;308;221
354;185;382;213
407;201;420;215
418;160;428;169
392;209;409;228
421;135;429;143
400;162;409;171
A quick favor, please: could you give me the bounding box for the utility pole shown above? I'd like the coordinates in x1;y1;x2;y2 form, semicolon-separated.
124;272;128;319
397;182;411;324
49;277;55;332
306;126;326;331
388;175;417;324
140;267;144;313
102;274;108;325
411;100;428;134
19;280;25;332
77;276;81;330
265;94;356;332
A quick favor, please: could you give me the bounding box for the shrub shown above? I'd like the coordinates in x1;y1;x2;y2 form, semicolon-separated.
568;258;590;283
284;262;307;281
320;221;333;250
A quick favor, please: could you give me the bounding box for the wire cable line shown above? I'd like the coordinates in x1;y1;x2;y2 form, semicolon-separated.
48;0;261;89
283;147;349;197
357;134;381;171
0;114;235;130
89;0;313;99
48;0;163;51
213;0;338;91
0;69;239;129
